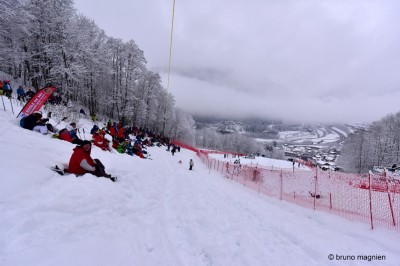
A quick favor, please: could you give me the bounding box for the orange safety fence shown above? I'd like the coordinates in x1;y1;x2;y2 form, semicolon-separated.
177;141;400;233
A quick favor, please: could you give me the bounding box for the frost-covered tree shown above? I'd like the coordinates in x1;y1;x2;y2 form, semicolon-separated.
339;111;400;173
0;0;194;142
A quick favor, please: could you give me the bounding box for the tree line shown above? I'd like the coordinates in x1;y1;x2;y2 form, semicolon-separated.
1;0;282;154
195;127;284;158
0;0;194;143
338;112;400;173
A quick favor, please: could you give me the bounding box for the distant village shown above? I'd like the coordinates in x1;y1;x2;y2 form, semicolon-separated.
282;144;340;171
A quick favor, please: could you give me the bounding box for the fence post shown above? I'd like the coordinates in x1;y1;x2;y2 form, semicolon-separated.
329;193;332;210
313;168;318;210
9;97;14;114
368;173;374;230
386;179;396;226
1;95;6;111
280;170;283;200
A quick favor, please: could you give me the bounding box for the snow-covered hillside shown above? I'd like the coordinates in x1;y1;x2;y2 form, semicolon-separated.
1;100;399;266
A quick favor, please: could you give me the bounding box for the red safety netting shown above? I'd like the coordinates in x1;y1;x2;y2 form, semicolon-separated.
179;142;399;233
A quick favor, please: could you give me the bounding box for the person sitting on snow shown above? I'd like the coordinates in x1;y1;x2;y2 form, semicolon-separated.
109;122;118;140
90;124;99;135
126;141;145;158
59;122;82;145
117;140;128;154
68;140;116;182
20;111;49;134
116;122;125;143
92;130;111;151
25;88;35;99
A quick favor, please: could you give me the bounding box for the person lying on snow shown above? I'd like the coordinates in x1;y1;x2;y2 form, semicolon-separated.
68;140;116;182
20;111;50;134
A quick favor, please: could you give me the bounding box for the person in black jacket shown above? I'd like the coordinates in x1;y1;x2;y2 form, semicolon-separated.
20;112;49;134
25;88;35;99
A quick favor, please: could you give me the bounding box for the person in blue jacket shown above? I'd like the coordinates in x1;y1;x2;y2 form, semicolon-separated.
17;85;26;101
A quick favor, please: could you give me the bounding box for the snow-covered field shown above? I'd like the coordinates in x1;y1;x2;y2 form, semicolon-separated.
207;153;311;171
1;99;400;266
278;129;341;144
331;127;348;138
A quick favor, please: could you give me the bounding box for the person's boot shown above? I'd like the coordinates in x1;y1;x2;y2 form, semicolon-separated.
104;173;117;182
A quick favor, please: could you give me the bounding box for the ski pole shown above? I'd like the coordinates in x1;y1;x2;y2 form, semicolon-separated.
77;128;82;139
82;128;86;140
54;117;68;127
1;95;5;111
9;97;14;114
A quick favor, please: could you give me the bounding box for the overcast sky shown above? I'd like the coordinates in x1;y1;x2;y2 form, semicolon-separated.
73;0;400;124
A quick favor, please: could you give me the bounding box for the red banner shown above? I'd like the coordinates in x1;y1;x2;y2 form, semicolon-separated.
17;86;56;118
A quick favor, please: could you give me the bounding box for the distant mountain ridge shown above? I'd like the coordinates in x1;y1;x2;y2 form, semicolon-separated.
193;115;362;140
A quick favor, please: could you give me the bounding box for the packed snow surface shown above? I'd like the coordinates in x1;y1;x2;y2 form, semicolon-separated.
0;100;399;266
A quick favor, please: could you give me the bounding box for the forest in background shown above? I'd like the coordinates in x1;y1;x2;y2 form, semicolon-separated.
0;0;267;154
3;1;400;169
338;112;400;173
0;0;194;143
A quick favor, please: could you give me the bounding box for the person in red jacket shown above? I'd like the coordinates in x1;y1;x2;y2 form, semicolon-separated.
68;140;116;182
117;122;125;142
92;131;111;151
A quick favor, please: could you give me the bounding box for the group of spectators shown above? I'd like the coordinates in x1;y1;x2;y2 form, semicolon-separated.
47;92;63;105
0;80;35;101
0;80;65;107
103;121;171;159
0;80;12;98
18;106;194;180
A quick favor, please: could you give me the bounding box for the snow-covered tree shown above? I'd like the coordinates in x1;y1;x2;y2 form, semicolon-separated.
0;0;194;142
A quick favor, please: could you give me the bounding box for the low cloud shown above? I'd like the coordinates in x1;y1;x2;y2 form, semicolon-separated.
74;0;400;123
